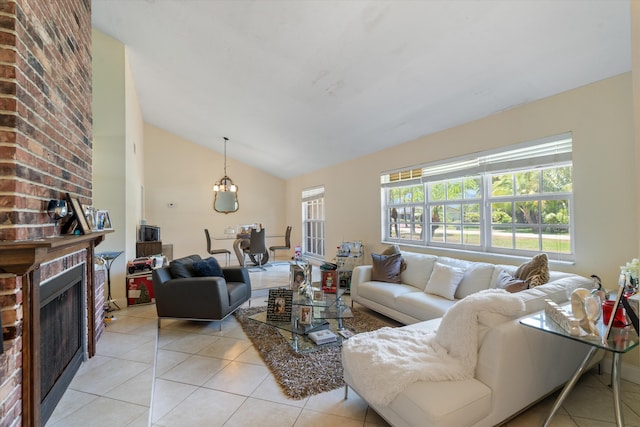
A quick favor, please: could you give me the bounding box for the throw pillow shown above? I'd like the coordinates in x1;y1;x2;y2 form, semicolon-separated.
424;262;465;300
169;258;196;278
497;269;528;293
514;253;550;288
192;257;223;277
371;252;403;283
381;244;407;272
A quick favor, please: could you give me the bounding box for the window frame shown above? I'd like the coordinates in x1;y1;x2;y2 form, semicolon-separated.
381;134;574;260
302;186;325;258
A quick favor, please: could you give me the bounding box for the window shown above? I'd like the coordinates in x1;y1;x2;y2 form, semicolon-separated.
381;133;573;259
302;186;325;258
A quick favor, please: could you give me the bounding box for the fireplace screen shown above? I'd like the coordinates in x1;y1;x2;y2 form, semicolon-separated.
40;263;86;425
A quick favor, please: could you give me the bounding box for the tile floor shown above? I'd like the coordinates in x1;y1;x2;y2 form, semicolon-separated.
47;263;640;426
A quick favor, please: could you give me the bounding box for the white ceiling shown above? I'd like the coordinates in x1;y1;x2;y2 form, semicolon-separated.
91;0;631;179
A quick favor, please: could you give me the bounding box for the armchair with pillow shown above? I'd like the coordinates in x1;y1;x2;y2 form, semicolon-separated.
152;254;252;330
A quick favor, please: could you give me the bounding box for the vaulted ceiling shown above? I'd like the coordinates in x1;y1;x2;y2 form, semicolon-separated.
92;1;631;179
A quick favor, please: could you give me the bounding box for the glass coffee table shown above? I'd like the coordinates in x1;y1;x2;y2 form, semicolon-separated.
249;288;354;353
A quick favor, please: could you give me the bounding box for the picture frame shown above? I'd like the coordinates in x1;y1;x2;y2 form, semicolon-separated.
96;210;113;230
64;193;92;235
299;306;312;325
84;205;97;231
266;289;293;322
321;270;338;294
289;263;310;291
312;289;324;302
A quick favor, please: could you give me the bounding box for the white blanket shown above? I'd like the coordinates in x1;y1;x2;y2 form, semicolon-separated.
341;289;525;406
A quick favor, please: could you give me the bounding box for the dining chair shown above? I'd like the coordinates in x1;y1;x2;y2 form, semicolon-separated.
243;228;267;270
269;225;292;262
204;229;231;266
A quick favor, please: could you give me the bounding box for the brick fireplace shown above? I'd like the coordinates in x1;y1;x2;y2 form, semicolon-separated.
0;1;96;425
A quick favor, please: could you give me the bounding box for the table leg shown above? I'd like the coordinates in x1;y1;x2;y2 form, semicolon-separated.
612;352;625;427
543;346;598;427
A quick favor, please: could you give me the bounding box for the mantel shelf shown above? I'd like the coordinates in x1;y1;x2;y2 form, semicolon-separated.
0;231;113;275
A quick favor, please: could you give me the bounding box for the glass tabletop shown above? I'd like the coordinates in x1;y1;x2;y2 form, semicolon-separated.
519;304;639;354
249;288;354;353
292;287;348;308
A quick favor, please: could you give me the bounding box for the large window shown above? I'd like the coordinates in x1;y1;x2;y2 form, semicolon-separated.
382;134;574;259
302;186;325;258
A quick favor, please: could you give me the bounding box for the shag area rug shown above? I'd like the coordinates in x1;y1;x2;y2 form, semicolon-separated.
234;305;392;399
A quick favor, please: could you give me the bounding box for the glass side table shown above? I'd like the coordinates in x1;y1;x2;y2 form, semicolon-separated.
520;304;639;427
96;251;124;311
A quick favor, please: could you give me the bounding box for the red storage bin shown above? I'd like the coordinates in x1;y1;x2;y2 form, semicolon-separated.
127;273;155;305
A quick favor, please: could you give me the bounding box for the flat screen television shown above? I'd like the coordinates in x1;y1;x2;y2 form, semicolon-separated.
139;225;160;242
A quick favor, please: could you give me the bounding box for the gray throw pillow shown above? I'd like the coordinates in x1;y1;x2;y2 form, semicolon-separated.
497;269;528;293
371;253;402;283
169;257;196;278
381;244;407;272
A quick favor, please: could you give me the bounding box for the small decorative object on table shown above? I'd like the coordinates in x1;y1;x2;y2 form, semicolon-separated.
620;258;639;294
308;329;337;345
321;270;338;293
545;299;582;336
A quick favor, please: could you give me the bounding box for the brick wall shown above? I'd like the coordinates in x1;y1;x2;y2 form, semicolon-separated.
0;1;93;425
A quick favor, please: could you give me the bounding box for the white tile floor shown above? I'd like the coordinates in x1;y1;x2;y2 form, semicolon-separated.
47;264;640;426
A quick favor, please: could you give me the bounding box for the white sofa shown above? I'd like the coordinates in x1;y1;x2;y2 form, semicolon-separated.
344;251;601;427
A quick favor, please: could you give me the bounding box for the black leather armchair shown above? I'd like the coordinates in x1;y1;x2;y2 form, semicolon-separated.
152;254;251;330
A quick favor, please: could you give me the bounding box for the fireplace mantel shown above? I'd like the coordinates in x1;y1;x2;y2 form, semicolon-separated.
0;231;112;275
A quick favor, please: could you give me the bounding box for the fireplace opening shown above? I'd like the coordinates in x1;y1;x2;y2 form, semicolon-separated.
40;263;86;425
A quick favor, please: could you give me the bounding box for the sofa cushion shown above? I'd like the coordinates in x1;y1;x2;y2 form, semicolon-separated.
425;262;465;300
371;252;402;283
400;251;438;291
514;253;550;288
389;379;492;427
357;281;417;310
396;291;456;321
382;244;407;272
437;257;496;299
192;257;223;277
169;255;201;278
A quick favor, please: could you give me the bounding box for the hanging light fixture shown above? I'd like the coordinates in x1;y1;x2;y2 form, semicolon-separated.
213;137;239;213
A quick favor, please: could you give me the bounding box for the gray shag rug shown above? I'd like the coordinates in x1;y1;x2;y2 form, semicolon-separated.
234;305;392;399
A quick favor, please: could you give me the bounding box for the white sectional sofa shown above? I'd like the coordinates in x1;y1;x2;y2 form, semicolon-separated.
344;251;601;427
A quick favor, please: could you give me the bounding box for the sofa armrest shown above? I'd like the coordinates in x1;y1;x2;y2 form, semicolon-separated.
350;265;372;301
223;267;251;284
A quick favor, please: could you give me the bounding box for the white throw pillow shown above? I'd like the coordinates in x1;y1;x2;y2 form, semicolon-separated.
424;262;465;300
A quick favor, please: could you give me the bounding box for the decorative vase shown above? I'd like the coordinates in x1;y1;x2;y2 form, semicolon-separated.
602;300;627;327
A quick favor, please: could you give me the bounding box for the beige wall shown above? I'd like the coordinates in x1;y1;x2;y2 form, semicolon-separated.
633;0;640;247
93;29;145;306
125;50;145;261
143;124;287;262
